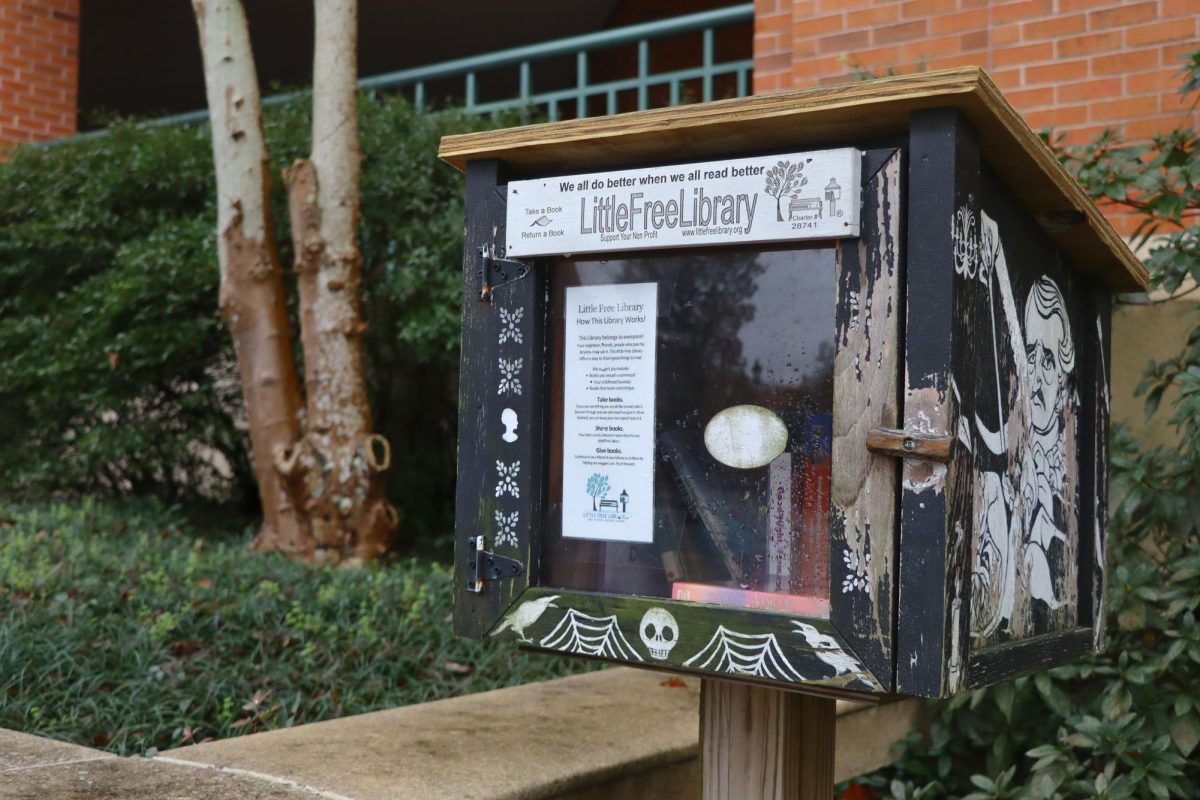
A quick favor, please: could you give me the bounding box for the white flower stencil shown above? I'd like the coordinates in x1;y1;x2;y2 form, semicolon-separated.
841;547;871;594
499;307;524;345
494;510;519;547
495;460;520;498
498;357;523;396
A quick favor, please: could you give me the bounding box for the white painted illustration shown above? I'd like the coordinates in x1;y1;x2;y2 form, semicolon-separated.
539;609;644;661
639;607;679;660
1093;313;1109;651
495;595;559;643
495;460;520;498
1096;314;1110;415
683;626;805;682
840;542;871;594
792;621;878;690
954;207;1079;641
493;510;519;547
498;306;524;344
501;408;519;443
947;594;964;693
498;357;523;396
951;376;973;454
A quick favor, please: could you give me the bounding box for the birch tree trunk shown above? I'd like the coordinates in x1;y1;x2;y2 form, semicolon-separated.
280;0;398;561
192;0;310;556
193;0;397;561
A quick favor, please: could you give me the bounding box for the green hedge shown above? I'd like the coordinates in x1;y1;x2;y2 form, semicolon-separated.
0;96;511;545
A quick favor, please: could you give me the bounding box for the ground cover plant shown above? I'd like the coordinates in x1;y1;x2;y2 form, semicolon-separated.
0;499;595;756
849;53;1200;800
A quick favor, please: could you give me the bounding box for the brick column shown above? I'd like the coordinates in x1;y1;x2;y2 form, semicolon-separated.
754;0;794;94
0;0;79;145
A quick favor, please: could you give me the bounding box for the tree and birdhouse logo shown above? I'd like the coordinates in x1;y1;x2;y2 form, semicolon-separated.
763;159;843;223
584;472;629;519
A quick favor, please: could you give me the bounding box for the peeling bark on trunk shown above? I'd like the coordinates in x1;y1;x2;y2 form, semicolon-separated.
278;0;398;561
192;0;309;557
194;0;396;561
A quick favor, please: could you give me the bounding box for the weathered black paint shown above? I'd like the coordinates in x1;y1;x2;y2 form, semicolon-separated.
830;149;902;694
895;108;980;697
454;159;537;637
966;628;1093;689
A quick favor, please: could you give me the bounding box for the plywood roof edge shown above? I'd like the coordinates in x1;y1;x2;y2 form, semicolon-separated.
438;67;985;170
438;67;1149;291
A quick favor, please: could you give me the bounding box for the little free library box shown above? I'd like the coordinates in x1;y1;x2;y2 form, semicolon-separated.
439;68;1148;700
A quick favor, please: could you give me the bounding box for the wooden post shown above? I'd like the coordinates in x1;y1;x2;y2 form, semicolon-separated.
701;679;836;800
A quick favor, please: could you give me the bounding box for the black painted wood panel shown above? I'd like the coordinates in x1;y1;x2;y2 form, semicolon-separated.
454;159;538;637
829;149;902;694
896;108;980;698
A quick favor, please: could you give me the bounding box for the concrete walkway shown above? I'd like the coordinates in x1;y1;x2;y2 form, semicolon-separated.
2;668;930;799
1;728;308;799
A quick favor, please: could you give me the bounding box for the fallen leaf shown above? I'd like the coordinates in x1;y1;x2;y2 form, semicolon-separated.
442;660;474;675
193;578;213;589
91;731;111;747
172;640;201;656
106;350;119;368
660;677;687;688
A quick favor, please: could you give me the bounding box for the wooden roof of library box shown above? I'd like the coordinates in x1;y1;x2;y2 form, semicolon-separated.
440;67;1147;292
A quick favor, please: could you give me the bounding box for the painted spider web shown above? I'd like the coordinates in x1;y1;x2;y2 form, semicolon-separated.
539;609;644;661
683;626;805;682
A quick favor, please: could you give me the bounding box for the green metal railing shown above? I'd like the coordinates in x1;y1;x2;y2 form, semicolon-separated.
363;4;754;120
63;4;752;141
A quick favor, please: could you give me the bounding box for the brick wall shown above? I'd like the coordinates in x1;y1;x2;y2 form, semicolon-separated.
0;0;79;145
754;0;1198;146
754;0;1198;234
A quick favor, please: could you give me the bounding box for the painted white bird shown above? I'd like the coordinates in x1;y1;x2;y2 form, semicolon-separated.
793;621;879;690
494;595;560;643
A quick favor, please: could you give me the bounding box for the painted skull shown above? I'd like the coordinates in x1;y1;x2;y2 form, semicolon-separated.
639;607;679;660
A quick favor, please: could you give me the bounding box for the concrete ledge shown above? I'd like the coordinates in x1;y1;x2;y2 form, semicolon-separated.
163;668;931;800
0;757;316;800
1;729;115;773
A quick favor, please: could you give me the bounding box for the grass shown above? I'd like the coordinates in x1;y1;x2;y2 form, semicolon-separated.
0;498;595;756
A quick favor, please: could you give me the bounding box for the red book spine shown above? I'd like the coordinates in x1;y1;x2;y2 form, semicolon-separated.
798;415;831;599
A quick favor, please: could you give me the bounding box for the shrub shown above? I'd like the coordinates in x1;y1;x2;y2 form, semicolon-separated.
0;499;594;756
0;96;507;545
851;53;1200;800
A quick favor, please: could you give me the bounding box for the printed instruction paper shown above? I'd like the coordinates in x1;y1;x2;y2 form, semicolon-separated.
562;282;658;543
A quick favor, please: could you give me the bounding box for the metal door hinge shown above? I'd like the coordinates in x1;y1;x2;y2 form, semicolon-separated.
478;247;530;302
466;535;525;593
866;427;952;463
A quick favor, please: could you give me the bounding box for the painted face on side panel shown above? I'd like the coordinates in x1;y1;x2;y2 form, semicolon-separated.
1023;277;1074;435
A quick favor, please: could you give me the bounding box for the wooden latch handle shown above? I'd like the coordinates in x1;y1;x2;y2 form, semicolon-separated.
866;427;952;463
